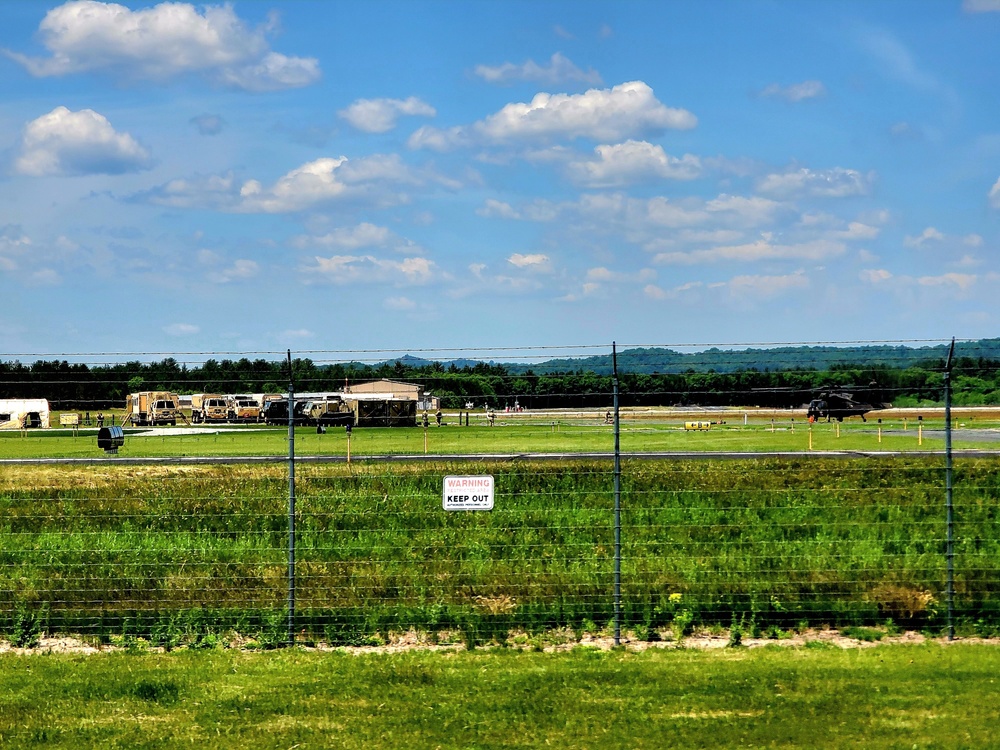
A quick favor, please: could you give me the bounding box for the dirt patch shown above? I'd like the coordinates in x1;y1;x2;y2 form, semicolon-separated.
0;636;103;655
2;629;996;656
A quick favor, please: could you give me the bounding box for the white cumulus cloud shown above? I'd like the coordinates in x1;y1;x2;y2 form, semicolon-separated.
507;253;550;269
304;255;435;285
237;154;419;213
138;153;432;213
15;106;151;176
478;81;696;141
834;222;881;240
566;140;701;187
339;97;436;133
643;284;667;300
990;177;1000;209
292;223;423;254
238;157;350;212
756;167;872;198
477;199;520;219
384;296;417;310
474;52;602;86
903;227;946;247
4;1;320;91
918;273;977;290
654;238;844;265
726;270;809;298
410;81;695;150
138;172;235;209
859;269;893;284
209;259;259;284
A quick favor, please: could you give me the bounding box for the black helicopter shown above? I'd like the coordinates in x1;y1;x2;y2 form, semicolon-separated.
806;382;891;422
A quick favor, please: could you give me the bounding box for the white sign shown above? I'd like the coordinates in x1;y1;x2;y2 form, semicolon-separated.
443;475;494;511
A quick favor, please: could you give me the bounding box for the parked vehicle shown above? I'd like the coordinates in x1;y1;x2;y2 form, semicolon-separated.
228;395;262;423
302;398;355;427
190;393;229;423
0;399;50;430
125;391;180;426
353;398;417;427
261;398;310;426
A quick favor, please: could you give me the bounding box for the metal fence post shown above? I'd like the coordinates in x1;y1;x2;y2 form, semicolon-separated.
612;342;622;646
945;338;955;641
287;349;296;647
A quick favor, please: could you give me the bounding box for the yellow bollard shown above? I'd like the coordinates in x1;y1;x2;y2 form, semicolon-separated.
903;418;907;431
918;423;923;446
808;427;813;451
347;433;351;464
836;423;840;438
878;427;882;444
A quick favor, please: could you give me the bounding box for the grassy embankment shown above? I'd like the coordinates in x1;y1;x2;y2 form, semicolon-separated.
1;458;997;645
1;415;998;459
1;645;999;749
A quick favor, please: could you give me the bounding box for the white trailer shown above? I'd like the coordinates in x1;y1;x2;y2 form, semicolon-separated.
0;399;51;429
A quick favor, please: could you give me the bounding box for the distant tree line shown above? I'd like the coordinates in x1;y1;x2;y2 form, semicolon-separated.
2;354;1000;410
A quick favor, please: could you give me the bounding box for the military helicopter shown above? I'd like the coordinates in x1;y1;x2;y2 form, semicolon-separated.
806;382;891;423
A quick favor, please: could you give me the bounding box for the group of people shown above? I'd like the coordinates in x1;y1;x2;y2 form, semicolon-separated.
421;410;444;428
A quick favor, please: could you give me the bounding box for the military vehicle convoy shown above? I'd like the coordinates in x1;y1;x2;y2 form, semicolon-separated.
121;381;421;428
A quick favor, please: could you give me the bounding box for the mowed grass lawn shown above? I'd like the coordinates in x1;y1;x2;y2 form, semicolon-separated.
1;417;997;459
0;644;997;749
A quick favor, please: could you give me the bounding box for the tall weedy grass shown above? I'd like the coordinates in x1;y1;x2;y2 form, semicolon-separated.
0;458;997;644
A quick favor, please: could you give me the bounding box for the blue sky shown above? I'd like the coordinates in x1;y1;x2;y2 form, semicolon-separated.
1;0;999;359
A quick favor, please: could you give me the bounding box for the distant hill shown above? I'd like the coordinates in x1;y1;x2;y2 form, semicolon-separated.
375;354;486;370
375;339;1000;375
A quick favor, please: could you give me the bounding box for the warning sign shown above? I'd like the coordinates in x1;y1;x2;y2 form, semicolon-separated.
443;475;494;511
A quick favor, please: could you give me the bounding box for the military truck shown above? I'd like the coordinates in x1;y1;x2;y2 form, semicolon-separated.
352;397;417;427
261;398;310;426
125;391;180;426
302;397;355;427
229;395;262;423
190;393;229;423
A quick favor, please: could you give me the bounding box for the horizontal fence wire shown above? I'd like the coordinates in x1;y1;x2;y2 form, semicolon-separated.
1;340;999;646
1;457;998;645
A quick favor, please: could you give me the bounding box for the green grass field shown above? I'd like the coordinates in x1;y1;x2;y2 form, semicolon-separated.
3;417;998;749
2;457;997;643
1;414;998;459
1;645;998;749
